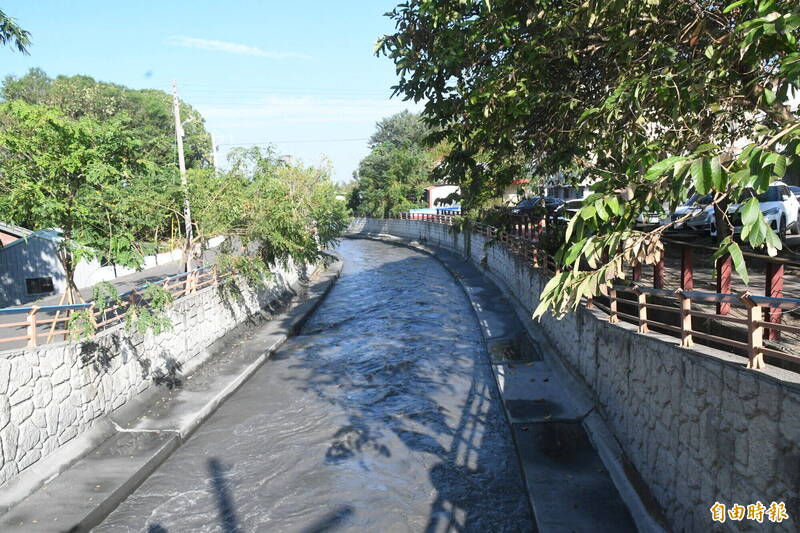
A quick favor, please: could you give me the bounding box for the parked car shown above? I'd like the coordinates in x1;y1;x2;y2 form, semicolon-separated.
713;182;800;240
668;193;715;232
556;199;584;220
511;196;565;219
635;211;663;228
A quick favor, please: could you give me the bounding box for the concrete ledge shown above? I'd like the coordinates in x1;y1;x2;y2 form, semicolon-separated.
0;257;343;532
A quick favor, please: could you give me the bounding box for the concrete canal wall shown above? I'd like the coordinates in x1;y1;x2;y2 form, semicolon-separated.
350;217;800;533
0;262;309;489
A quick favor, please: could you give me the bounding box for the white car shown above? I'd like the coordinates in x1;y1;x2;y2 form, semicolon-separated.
709;182;799;240
668;194;714;232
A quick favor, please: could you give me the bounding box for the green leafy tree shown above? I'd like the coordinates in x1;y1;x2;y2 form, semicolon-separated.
0;101;148;301
350;111;448;216
1;69;212;169
379;0;800;316
0;9;30;53
191;147;349;273
1;70;211;253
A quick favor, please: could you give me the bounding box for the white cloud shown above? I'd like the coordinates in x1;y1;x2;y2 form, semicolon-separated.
198;95;424;126
165;36;311;60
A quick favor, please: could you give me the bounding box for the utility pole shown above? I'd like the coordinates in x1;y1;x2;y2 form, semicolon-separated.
210;132;218;170
172;80;194;271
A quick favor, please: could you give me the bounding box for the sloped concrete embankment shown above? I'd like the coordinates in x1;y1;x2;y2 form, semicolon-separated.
349;218;800;533
1;256;342;532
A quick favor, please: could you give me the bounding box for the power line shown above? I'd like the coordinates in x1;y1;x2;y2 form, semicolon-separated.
218;138;369;146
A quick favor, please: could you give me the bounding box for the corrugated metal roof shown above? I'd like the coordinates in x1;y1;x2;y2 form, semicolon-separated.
0;228;62;252
0;221;33;238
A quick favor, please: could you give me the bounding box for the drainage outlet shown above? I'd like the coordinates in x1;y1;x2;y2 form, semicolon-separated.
486;332;541;363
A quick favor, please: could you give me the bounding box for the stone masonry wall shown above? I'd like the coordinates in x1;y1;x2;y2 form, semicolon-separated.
0;262;307;487
350;217;800;533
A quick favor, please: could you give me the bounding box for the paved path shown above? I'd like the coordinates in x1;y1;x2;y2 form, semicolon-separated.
97;238;534;532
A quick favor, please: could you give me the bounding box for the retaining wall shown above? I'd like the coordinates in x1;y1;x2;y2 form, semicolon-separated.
350;217;800;532
0;262;307;487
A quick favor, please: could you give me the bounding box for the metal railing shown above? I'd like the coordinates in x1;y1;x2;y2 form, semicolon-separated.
0;265;227;349
391;213;800;370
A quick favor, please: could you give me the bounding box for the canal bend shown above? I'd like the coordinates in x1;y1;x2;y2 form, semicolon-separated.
98;238;534;532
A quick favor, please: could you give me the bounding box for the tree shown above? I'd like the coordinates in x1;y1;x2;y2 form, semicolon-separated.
1;69;212;169
0;70;213;256
0;9;30;53
0;101;147;301
369;110;430;148
350;111;448;216
190;147;349;272
379;0;800;316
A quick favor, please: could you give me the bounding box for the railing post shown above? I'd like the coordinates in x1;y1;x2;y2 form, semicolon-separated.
635;287;649;333
27;306;39;348
765;261;783;341
678;289;693;347
654;254;665;289
213;264;220;287
608;286;619;323
681;246;694;290
632;262;642;282
742;293;765;370
88;303;98;333
128;289;138;320
716;254;732;315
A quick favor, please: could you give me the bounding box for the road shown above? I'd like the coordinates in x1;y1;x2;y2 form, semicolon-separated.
96;238;534;532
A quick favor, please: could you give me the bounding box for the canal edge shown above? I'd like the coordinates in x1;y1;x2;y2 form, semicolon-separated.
0;256;344;533
345;232;668;533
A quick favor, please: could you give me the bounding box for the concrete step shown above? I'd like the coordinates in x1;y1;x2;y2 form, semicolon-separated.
513;421;637;533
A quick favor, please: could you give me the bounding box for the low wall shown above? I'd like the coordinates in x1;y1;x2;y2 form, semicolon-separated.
0;261;308;487
350;217;800;532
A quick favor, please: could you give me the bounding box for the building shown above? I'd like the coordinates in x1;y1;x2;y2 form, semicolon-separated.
0;222;32;246
0;226;65;306
0;222;192;307
423;185;460;208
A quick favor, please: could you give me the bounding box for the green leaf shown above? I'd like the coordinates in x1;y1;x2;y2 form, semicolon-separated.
644;156;683;181
594;199;609;221
773;154;787;178
563;237;588;266
564;212;583;242
691;158;711;194
723;0;752;13
578;107;600;121
710;156;725;190
740;197;761;226
606;196;621;216
695;143;718;154
765;225;783;256
728;242;749;285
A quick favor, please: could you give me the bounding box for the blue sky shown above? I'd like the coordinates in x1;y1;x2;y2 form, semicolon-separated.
2;0;422;182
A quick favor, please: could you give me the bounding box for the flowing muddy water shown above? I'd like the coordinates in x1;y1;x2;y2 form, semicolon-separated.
98;238;534;532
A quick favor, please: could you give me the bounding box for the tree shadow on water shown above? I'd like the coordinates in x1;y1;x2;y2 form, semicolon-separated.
299;505;355;533
145;458;242;533
280;241;534;532
208;458;241;533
